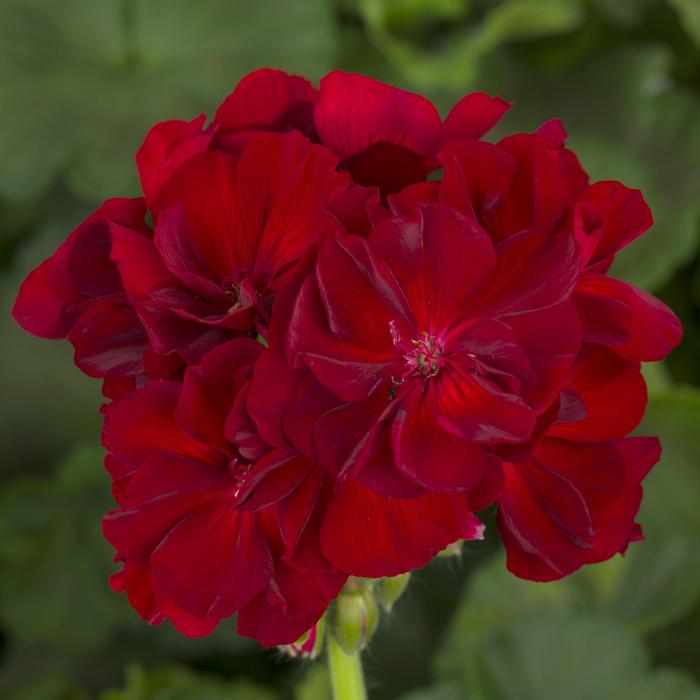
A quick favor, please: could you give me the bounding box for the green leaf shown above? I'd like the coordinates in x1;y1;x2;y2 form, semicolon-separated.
0;443;125;653
638;386;700;537
589;0;655;26
0;439;256;678
294;664;332;700
435;555;582;687
2;674;89;700
399;683;465;700
437;540;700;691
669;0;700;46
0;0;335;202
477;617;645;700
377;0;470;35
614;387;700;629
474;617;700;700
355;0;585;90
437;556;700;699
625;670;700;700
101;665;275;700
603;535;700;634
641;361;672;392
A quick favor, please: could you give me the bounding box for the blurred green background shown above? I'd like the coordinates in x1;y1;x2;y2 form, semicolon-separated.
2;0;700;698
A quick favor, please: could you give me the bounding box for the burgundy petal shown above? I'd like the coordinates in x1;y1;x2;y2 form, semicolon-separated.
442;92;511;142
321;479;482;577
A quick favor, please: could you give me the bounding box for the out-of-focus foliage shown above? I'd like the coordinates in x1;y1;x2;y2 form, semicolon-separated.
670;0;700;45
294;666;332;700
1;0;699;698
354;0;585;88
100;666;274;700
478;46;700;292
0;444;125;654
399;685;463;700
0;0;334;201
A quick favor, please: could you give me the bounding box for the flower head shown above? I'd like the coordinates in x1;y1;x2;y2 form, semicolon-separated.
11;68;682;648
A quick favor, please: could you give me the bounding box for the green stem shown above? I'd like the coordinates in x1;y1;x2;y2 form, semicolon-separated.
327;635;368;700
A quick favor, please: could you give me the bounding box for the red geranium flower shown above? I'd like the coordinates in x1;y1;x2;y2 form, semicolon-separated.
244;345;485;579
276;200;581;496
102;339;345;646
10;67;683;650
497;345;658;580
573;181;682;361
439;124;682;361
11;198;181;398
113;131;347;362
137;68;510;207
312;71;509;195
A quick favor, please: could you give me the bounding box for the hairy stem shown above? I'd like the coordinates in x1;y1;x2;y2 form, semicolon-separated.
327;635;368;700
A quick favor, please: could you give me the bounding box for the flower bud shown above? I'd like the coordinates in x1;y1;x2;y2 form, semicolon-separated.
376;573;411;612
278;617;325;660
331;583;379;654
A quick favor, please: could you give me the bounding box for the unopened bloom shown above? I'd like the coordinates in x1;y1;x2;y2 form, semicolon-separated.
376;573;411;612
331;580;379;654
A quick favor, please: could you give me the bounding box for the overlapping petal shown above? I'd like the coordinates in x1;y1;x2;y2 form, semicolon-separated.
10;68;682;649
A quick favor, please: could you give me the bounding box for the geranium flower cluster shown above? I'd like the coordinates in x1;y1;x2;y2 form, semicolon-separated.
13;69;682;647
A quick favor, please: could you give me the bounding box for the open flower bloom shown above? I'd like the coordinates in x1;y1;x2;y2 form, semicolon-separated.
279;201;581;497
11;67;683;648
497;345;658;580
439;124;682;362
572;181;682;361
102;339;346;646
113;131;348;363
137;68;511;207
244;343;486;579
103;333;483;643
11;198;181;397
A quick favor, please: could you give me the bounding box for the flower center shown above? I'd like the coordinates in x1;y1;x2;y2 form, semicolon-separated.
389;321;445;387
405;332;444;378
225;282;243;312
228;459;254;499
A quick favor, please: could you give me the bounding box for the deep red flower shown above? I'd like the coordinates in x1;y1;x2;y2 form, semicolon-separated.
11;198;181;396
313;71;509;195
102;339;345;645
137;68;510;207
114;131;347;362
573;181;682;361
497;345;658;581
277;200;581;497
439;126;682;362
10;68;683;647
244;345;485;579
